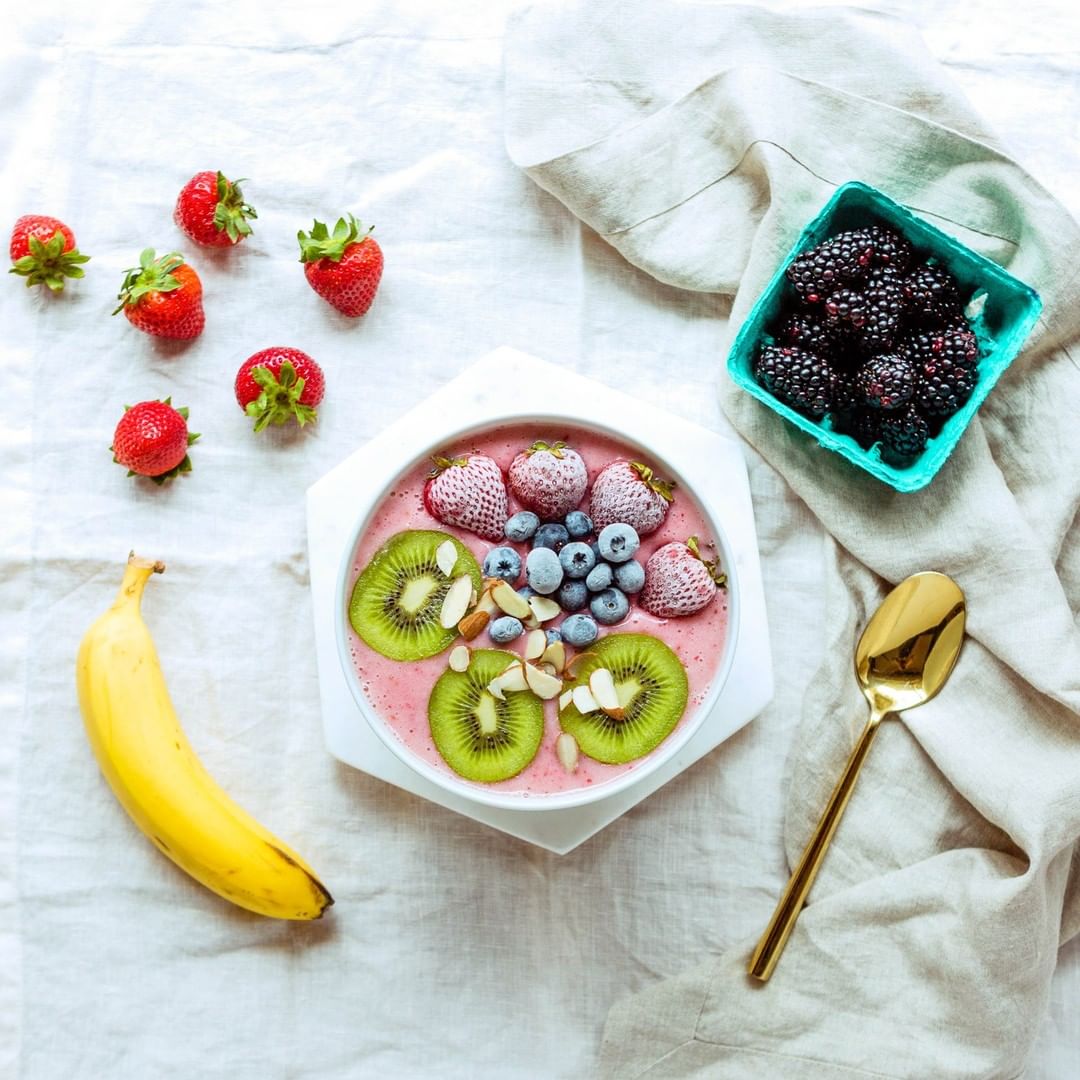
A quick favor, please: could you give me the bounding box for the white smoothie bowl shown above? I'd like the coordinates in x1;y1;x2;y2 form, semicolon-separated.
333;412;741;813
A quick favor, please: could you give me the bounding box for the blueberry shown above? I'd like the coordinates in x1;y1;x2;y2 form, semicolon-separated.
559;541;596;580
597;523;640;564
526;547;564;595
545;628;562;644
490;616;524;644
590;587;629;625
505;511;540;542
585;562;613;593
533;523;570;551
482;545;522;584
517;585;536;601
561;613;599;648
590;541;602;562
558;580;589;612
564;510;593;538
613;559;645;594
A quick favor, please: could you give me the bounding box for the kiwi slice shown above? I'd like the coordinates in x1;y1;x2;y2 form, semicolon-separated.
349;529;482;661
559;634;689;764
428;650;545;782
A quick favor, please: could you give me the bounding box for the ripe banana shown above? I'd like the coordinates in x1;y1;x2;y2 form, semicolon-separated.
76;554;333;920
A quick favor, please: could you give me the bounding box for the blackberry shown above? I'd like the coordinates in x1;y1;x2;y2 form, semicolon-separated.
916;363;977;417
753;344;834;417
831;367;861;413
899;325;979;374
903;263;964;325
855;270;907;352
856;353;917;409
822;287;868;332
786;229;874;302
865;225;914;273
776;313;842;355
879;404;930;462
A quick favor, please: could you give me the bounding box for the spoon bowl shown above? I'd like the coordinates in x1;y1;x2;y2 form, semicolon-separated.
748;571;966;982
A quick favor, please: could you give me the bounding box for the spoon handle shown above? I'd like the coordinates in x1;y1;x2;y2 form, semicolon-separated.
748;709;885;982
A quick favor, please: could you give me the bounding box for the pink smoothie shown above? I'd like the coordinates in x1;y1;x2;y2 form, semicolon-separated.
345;423;730;796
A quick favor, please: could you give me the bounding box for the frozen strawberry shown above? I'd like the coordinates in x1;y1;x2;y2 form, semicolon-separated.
640;538;725;618
9;214;90;291
111;399;199;484
508;440;587;520
423;453;507;542
590;460;675;536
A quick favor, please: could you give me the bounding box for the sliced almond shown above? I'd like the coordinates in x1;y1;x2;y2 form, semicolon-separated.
540;662;558;676
487;679;506;701
458;609;490;640
524;663;563;700
589;667;619;709
496;660;529;693
448;644;471;672
555;732;579;774
524;629;547;661
440;575;473;629
559;689;573;711
490;580;532;620
522;612;541;630
436;539;459;578
541;640;566;674
572;684;599;714
528;596;561;623
476;587;499;616
589;667;625;719
566;651;598;679
470;587;478;607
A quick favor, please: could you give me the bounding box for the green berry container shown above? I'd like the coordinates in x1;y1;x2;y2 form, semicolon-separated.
726;181;1043;492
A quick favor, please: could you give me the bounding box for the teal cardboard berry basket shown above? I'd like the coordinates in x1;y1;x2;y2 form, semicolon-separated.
727;181;1043;492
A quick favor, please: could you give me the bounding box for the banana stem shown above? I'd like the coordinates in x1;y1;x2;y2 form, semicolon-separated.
117;553;166;607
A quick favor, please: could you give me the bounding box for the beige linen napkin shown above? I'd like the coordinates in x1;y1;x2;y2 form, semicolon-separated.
506;3;1080;1077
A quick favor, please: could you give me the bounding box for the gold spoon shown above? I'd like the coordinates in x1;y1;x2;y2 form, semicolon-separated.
748;571;966;982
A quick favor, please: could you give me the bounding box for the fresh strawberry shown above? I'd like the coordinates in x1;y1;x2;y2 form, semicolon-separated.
423;453;507;542
9;215;90;291
590;460;675;536
508;440;588;520
640;538;726;618
111;399;199;484
174;170;256;246
113;249;205;339
298;214;383;317
235;347;325;432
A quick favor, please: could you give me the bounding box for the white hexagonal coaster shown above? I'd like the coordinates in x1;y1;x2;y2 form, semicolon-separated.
306;347;773;853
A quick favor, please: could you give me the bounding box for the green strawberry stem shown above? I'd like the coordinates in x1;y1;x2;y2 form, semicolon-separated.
8;230;90;292
685;536;727;587
631;461;676;502
213;172;256;241
245;361;318;432
297;213;373;264
430;454;468;475
112;249;184;314
525;440;567;458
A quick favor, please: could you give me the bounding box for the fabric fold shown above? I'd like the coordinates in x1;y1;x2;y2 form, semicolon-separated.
505;3;1080;1077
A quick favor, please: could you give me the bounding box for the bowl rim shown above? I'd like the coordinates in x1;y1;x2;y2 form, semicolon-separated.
333;412;741;812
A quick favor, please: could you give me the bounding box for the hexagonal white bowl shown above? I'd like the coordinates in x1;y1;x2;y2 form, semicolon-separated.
307;347;773;852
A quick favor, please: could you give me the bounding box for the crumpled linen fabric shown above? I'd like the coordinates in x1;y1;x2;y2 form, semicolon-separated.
505;3;1080;1078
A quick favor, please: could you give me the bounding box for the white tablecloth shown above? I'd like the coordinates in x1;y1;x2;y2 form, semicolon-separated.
2;2;1077;1076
